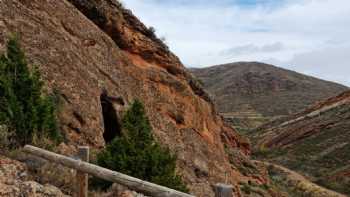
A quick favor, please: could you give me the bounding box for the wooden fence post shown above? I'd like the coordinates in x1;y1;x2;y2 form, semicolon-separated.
76;146;89;197
214;183;233;197
23;145;194;197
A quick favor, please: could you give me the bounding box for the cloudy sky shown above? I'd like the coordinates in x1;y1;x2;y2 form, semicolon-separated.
122;0;350;86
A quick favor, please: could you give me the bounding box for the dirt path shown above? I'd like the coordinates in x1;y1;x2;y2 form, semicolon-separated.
255;160;347;197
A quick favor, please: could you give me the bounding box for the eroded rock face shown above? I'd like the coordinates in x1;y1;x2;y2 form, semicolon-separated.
0;156;69;197
0;0;258;195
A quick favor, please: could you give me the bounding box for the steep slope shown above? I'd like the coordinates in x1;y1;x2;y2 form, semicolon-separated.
253;90;350;195
0;0;274;196
191;62;348;130
260;161;346;197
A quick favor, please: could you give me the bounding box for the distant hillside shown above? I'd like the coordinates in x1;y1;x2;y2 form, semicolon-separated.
252;90;350;195
190;62;348;130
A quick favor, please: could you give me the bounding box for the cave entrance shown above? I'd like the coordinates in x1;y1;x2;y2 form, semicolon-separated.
100;92;122;144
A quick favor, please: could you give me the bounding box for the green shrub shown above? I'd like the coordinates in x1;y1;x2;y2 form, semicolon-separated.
239;182;252;194
0;36;62;148
148;26;156;34
93;100;188;193
0;125;14;153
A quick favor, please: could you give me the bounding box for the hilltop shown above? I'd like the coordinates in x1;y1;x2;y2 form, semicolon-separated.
191;62;348;131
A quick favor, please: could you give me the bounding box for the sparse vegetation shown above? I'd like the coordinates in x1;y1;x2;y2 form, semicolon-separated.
0;36;62;149
238;181;276;196
225;147;262;178
92;100;188;192
239;182;252;194
190;62;348;131
148;26;156;34
0;125;14;153
252;146;288;160
253;103;350;195
316;177;350;195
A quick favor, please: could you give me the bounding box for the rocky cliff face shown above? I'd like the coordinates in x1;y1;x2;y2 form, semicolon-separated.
0;0;262;196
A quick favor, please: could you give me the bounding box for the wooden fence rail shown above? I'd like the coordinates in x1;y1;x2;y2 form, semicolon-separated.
23;145;195;197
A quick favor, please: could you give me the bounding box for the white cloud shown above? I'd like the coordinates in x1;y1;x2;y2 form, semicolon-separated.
122;0;350;86
221;42;285;56
267;46;350;86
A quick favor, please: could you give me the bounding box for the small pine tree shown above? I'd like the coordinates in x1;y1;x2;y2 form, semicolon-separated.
0;36;61;147
94;100;189;192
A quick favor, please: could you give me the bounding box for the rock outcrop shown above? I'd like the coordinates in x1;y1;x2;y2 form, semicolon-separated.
0;156;69;197
0;0;262;196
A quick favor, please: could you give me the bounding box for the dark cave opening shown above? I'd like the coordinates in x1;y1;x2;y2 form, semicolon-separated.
100;92;122;144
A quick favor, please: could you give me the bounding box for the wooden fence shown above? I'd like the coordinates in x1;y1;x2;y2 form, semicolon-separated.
23;145;233;197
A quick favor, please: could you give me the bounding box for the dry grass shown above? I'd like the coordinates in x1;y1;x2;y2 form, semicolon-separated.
262;161;347;197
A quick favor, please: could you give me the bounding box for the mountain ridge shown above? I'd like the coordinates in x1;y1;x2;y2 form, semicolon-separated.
190;62;348;130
